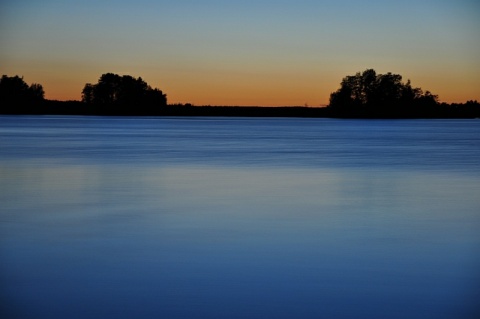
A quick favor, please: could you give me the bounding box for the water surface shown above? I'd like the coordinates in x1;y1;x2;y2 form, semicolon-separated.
1;116;479;318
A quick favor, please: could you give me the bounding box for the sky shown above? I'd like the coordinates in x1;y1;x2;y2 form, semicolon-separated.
1;0;479;106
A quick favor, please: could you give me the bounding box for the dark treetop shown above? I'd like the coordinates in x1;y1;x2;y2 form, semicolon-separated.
81;73;167;115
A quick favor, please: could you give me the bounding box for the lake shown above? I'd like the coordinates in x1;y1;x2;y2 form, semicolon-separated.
1;116;479;319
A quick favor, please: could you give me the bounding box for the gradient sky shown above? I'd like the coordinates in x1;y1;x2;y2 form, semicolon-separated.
1;0;479;106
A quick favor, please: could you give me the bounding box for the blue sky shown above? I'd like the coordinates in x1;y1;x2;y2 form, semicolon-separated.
1;0;479;105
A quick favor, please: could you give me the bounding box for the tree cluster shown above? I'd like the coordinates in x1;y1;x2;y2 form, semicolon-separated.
0;75;45;113
82;73;167;114
329;69;440;117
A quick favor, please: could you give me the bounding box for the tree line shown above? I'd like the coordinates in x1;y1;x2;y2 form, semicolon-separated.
1;70;479;118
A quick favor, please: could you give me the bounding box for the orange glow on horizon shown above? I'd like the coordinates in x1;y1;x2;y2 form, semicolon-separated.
40;77;479;106
7;65;479;106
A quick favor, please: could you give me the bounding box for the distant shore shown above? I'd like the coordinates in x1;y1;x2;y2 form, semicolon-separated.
1;100;479;119
2;72;479;119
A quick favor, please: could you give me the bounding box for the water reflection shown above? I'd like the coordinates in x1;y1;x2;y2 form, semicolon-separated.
1;162;479;319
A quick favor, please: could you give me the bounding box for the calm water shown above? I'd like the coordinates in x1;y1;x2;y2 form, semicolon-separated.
1;116;479;319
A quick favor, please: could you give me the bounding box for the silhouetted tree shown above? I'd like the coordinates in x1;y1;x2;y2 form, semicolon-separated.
82;73;167;114
81;83;94;105
29;83;45;101
328;69;439;117
0;75;45;113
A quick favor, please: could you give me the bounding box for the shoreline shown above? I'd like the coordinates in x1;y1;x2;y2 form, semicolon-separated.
1;101;479;119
